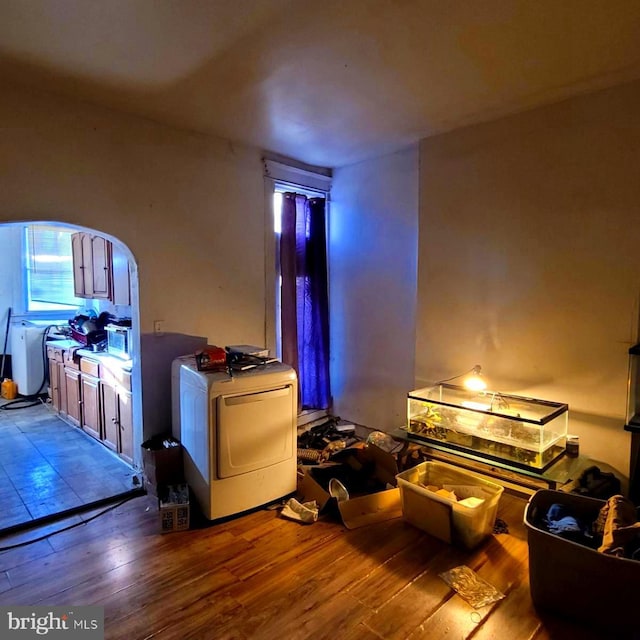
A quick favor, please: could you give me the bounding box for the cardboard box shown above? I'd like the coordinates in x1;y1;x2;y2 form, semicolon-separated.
141;435;184;496
299;443;402;529
159;484;190;533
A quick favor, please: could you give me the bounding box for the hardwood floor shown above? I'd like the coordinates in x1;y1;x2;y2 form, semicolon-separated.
0;491;613;639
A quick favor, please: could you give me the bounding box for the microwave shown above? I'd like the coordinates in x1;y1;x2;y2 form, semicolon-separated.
106;324;132;359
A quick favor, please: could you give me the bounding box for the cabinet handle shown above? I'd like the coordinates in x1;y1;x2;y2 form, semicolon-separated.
111;417;117;423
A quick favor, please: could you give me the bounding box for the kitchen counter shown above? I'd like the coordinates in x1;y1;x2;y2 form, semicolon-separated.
46;339;133;372
46;338;82;351
76;348;133;372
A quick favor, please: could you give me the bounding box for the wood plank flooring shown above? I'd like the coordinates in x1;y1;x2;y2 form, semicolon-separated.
0;491;616;639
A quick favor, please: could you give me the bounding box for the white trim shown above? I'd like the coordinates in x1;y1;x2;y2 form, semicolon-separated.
263;178;278;358
264;159;331;192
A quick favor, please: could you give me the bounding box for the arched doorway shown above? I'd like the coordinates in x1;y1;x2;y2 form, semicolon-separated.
0;221;143;533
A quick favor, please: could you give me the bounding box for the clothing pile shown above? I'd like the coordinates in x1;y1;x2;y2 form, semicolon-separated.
563;465;622;500
542;494;640;560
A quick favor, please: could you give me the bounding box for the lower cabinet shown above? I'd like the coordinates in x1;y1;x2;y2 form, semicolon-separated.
80;372;101;441
79;356;102;441
119;390;133;464
49;348;133;465
47;346;67;416
102;382;119;453
101;367;133;464
64;367;82;427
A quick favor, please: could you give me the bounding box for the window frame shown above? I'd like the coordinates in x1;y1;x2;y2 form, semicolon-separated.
21;223;85;321
263;159;331;360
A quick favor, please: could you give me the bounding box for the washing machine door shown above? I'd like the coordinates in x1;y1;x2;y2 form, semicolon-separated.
216;385;294;478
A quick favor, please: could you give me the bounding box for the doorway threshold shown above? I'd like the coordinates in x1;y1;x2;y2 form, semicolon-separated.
0;486;146;540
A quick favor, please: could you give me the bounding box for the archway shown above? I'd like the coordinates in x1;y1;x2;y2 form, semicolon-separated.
0;220;143;533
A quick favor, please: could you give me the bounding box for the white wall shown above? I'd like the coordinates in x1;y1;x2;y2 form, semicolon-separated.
0;83;267;345
0;225;21;369
330;145;419;429
0;225;20;319
0;83;267;442
417;80;640;477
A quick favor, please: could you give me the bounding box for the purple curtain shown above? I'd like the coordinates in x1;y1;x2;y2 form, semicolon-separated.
280;193;330;409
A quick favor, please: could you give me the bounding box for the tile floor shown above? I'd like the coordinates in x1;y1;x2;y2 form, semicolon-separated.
0;398;139;532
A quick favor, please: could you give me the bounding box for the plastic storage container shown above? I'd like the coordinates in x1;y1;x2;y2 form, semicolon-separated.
525;489;640;633
1;378;17;400
396;461;504;549
407;383;568;470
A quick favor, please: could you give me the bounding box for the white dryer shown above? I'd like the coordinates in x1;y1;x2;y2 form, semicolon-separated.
171;356;298;520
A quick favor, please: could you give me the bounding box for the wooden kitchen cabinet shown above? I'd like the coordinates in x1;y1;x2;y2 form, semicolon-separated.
71;232;112;300
64;367;82;427
101;365;133;464
111;242;131;306
118;391;133;464
47;345;67;416
80;357;101;441
49;346;135;465
101;382;119;452
63;347;81;427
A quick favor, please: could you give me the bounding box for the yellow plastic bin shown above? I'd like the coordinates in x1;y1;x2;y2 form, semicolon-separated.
396;461;504;549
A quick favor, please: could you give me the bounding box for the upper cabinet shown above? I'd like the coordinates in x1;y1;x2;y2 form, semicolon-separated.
111;243;131;306
71;232;130;304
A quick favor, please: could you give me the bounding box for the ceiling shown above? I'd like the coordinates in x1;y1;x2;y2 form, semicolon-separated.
1;0;640;168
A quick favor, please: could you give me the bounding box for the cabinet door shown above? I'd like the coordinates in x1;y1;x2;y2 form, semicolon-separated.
88;235;112;299
101;382;119;452
71;232;87;298
64;368;82;427
111;243;131;305
80;374;101;440
49;357;61;411
57;361;68;417
118;390;133;464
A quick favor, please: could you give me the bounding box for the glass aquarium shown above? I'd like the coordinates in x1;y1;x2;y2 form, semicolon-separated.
406;384;568;470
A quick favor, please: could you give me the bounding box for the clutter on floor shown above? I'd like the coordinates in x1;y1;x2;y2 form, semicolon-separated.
296;419;418;469
296;439;402;529
280;497;319;524
141;434;184;497
159;484;190;533
141;434;188;532
293;421;508;546
439;565;505;609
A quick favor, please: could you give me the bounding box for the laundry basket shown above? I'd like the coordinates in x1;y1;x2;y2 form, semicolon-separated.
524;489;640;632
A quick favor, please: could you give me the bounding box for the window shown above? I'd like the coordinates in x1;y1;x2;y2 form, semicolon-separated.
272;183;326;360
264;159;331;410
24;224;84;314
265;159;332;410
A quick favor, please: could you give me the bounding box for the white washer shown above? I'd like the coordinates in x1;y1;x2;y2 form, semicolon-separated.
171;356;298;520
10;322;47;396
